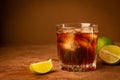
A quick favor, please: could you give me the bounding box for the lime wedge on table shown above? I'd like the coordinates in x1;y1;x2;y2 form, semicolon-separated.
29;59;53;74
99;45;120;64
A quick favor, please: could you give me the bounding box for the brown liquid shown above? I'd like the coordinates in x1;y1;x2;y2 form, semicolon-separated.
57;32;98;71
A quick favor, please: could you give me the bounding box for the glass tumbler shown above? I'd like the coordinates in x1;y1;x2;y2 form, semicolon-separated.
56;23;98;72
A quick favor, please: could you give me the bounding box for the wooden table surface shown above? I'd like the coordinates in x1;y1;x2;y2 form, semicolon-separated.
0;44;120;80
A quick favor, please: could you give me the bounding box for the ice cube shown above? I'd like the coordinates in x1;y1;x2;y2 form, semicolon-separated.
57;27;75;34
76;38;92;49
74;28;81;33
62;33;77;51
81;27;93;33
82;33;98;43
82;33;93;40
77;38;88;47
63;28;75;33
88;34;97;39
81;23;91;27
93;34;98;39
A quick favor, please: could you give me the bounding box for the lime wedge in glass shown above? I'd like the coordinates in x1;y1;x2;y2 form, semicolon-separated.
99;45;120;64
29;59;53;74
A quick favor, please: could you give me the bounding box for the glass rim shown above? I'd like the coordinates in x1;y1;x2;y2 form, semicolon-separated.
56;23;98;28
56;23;98;33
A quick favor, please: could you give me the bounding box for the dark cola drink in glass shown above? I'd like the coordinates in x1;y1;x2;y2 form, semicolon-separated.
56;23;98;72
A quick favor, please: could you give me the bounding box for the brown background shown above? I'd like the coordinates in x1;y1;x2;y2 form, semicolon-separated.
0;0;120;45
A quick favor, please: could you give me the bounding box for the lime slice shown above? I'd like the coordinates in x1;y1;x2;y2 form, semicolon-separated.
29;59;53;74
99;45;120;64
97;36;114;54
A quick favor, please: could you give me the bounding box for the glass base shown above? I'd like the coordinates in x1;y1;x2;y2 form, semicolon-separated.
60;62;96;72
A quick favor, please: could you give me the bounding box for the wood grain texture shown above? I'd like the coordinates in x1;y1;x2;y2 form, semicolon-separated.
0;44;120;80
